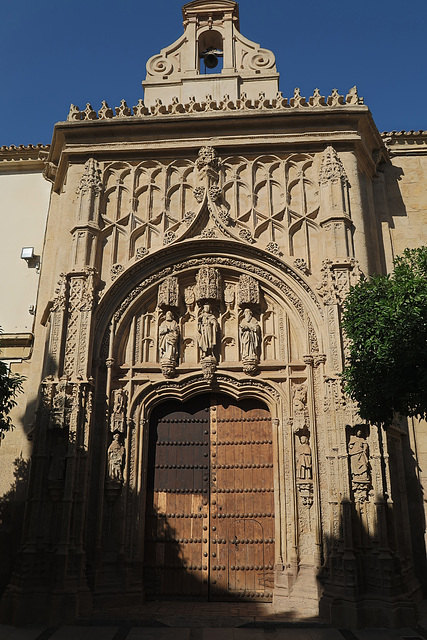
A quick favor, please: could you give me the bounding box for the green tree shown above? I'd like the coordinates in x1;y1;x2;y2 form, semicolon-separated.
342;247;427;427
0;329;25;438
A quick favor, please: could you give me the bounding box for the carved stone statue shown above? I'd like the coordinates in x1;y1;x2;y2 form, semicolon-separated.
159;310;180;377
293;383;307;414
348;429;370;482
110;388;126;433
239;308;261;360
51;376;72;429
297;435;312;480
107;433;125;482
197;304;218;358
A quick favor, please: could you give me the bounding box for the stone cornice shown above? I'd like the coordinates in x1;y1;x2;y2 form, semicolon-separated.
46;94;385;191
381;130;427;156
0;143;50;173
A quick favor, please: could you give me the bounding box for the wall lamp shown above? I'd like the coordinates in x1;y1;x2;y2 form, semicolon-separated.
21;247;40;272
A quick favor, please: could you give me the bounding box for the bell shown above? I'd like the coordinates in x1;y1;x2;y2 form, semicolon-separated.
204;52;219;69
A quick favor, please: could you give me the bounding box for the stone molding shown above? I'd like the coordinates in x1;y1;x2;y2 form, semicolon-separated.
66;87;364;123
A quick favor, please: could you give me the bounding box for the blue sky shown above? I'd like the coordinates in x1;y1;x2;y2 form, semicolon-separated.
1;0;426;146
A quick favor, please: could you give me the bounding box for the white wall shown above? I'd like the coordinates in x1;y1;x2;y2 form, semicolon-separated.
0;171;51;333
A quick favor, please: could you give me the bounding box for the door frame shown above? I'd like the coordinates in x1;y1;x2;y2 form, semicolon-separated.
128;373;287;599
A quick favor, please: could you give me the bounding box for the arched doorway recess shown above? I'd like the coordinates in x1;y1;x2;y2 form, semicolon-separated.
144;393;275;601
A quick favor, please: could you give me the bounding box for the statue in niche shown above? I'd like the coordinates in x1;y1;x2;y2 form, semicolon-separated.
293;383;307;414
292;383;308;430
110;388;126;433
51;376;72;429
348;428;370;482
159;310;180;361
297;435;312;480
107;433;125;482
159;310;180;377
198;304;219;358
239;308;261;360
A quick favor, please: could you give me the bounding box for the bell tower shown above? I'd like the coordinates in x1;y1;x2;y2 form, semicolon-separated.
142;0;279;106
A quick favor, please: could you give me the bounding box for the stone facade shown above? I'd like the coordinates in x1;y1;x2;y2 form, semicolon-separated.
1;0;427;628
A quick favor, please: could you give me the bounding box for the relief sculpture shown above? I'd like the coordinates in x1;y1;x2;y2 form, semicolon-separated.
109;388;127;433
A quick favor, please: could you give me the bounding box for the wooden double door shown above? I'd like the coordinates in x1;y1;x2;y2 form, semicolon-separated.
144;394;275;601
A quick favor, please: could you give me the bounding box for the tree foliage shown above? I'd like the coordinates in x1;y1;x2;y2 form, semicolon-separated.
0;330;25;438
342;247;427;427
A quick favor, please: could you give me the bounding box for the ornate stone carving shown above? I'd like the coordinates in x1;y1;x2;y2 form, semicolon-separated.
184;210;196;224
266;241;280;256
115;99;132;117
111;263;124;281
296;434;313;507
110;388;127;433
239;308;261;376
157;276;179;310
297;435;312;480
184;286;195;308
198;304;219;359
135;247;148;260
297;482;314;507
67;104;81;121
319;146;348;185
294;258;309;274
348;427;371;502
345;85;363;105
292;383;308;431
317;258;363;306
196;267;221;302
193;187;205;203
107;433;125;482
237;274;260;307
309;88;326;107
51;273;67;312
290;87;307;108
80;103;96;120
217;207;230;226
133;99;150;116
111;255;319;327
98;100;114;119
163;230;176;245
327;88;345;106
201;355;217;383
201;228;217;239
209;185;222;201
64;87;364;128
238;228;254;243
50;376;73;429
224;284;235;307
76;158;102;195
159;310;180;378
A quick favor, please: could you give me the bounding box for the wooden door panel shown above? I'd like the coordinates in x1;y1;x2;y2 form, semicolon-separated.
145;394;274;601
211;396;274;602
144;398;209;599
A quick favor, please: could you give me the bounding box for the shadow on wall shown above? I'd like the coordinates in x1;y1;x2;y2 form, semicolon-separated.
1;407;426;628
0;457;30;595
